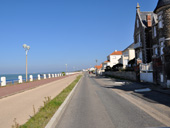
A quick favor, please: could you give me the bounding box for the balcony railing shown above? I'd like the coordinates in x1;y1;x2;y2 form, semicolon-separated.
140;62;153;72
134;42;142;49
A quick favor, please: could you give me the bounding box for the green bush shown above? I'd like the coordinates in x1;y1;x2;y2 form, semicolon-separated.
62;72;65;76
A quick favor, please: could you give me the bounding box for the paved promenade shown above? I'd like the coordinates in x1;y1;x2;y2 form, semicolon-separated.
0;73;80;128
0;75;72;99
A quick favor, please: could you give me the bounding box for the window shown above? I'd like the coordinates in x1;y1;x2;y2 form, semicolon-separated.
137;33;141;43
160;41;164;55
124;59;128;66
160;74;163;82
153;26;157;37
154;47;158;55
158;15;163;29
139;51;142;59
137;19;139;28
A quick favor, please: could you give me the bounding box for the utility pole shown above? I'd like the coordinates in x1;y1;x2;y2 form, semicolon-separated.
96;59;98;76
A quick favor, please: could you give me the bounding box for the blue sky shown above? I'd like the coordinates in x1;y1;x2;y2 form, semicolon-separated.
0;0;158;74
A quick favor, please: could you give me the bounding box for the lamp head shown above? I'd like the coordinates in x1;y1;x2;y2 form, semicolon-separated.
23;44;30;50
23;44;27;49
27;46;30;50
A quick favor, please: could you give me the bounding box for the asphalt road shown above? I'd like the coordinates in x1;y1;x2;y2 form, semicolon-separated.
56;73;165;128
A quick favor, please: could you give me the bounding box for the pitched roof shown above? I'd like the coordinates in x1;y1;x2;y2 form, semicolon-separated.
154;0;170;12
95;64;102;69
123;43;134;52
110;51;122;55
104;61;110;63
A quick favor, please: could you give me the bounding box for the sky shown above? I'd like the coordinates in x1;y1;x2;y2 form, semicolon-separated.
0;0;158;74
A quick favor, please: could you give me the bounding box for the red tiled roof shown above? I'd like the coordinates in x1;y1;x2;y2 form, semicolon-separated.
104;61;110;63
95;64;102;69
110;51;122;55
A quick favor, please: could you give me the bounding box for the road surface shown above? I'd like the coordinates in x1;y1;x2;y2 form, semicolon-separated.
56;72;167;128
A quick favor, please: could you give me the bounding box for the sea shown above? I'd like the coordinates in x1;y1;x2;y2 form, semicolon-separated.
0;72;62;81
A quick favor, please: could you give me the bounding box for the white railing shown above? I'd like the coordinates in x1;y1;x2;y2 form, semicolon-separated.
140;62;153;72
134;42;142;49
0;72;72;87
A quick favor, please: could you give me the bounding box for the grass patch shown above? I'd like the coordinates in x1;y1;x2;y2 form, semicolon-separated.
20;75;82;128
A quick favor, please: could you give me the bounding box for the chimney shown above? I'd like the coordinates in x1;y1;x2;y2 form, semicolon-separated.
136;3;140;12
115;50;117;52
146;14;152;27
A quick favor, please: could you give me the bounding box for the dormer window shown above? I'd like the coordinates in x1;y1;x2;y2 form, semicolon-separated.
158;15;163;29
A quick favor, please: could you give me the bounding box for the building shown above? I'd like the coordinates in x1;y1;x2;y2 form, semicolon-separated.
152;0;170;87
134;0;170;87
101;61;110;70
107;50;122;68
119;43;135;68
134;3;154;64
95;64;103;75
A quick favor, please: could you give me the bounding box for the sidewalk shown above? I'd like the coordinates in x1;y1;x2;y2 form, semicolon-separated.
136;81;170;96
0;75;74;99
103;75;170;96
0;74;80;128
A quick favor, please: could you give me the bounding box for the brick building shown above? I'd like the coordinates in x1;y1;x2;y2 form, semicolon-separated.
134;0;170;87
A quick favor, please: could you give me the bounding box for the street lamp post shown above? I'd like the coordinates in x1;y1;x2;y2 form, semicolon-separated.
65;64;67;75
23;44;30;82
96;59;98;76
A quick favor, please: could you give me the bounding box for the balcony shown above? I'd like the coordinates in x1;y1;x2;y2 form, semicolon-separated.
134;42;142;49
140;62;153;72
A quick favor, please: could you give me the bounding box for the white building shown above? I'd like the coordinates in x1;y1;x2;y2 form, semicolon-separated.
119;43;135;68
102;61;110;70
95;64;103;75
107;50;122;67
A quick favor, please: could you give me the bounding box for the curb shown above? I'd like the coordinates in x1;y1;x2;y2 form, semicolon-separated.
45;76;83;128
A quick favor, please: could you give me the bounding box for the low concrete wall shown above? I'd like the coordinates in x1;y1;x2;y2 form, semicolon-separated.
104;71;137;81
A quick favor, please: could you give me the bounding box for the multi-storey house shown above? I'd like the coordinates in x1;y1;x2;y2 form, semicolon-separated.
134;3;153;64
134;0;170;87
152;0;170;87
107;50;122;67
119;43;135;68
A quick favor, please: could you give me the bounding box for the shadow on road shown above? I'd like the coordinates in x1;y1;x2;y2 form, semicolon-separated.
93;75;170;108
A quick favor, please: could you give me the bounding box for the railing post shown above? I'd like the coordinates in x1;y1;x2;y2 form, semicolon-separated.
18;75;23;83
38;74;41;80
1;77;6;86
30;75;33;81
52;74;54;78
48;74;51;78
44;74;46;79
